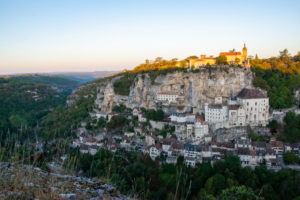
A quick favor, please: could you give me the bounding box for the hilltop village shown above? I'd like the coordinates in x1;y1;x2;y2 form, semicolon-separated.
71;45;300;170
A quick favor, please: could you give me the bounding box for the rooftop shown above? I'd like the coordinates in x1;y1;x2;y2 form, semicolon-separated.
228;104;241;110
237;88;267;99
208;104;224;109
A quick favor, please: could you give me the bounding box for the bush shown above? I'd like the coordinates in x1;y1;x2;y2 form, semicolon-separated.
283;152;299;165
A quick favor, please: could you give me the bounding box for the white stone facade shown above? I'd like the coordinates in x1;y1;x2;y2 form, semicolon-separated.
204;88;269;129
204;103;228;123
228;105;246;127
237;88;269;126
195;119;209;139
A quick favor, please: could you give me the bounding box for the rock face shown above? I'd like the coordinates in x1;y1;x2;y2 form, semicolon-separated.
96;67;253;113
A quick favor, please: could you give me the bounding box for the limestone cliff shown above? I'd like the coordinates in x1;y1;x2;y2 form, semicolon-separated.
95;66;253;113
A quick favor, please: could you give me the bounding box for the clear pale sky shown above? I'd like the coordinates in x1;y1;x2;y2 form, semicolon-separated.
0;0;299;74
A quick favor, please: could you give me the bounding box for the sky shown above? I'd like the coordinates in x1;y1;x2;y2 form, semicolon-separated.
0;0;299;74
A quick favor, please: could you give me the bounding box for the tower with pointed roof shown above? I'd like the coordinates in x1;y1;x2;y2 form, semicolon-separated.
242;43;248;62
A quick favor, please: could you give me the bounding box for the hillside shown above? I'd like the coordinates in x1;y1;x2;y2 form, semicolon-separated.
9;75;80;91
0;76;81;162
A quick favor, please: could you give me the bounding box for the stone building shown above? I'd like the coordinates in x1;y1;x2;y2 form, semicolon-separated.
156;91;179;103
204;103;228;123
236;88;269;126
194;117;209;139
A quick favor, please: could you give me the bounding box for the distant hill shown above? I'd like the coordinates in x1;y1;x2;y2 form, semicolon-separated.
9;75;80;90
43;71;120;83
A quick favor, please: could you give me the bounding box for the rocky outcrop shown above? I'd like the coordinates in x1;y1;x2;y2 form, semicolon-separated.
0;163;130;200
95;66;253;113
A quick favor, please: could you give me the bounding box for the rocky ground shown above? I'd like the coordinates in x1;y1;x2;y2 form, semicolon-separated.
0;163;131;200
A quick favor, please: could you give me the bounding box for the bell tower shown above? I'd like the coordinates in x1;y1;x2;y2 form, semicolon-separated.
242;43;247;62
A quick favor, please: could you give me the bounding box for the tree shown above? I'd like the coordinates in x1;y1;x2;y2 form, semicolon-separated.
112;104;126;113
279;49;290;63
144;109;164;121
205;174;226;195
283;152;299;164
186;55;198;60
268;120;279;133
218;186;263;200
216;56;228;65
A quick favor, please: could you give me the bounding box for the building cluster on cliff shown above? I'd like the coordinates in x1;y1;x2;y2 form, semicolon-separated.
183;44;249;67
70;46;300;170
156;88;269;138
72;83;300;170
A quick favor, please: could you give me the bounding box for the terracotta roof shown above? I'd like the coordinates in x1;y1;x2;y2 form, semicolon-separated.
237;88;267;99
220;52;242;56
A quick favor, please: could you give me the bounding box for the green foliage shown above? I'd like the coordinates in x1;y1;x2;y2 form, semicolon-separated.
282;112;300;142
268;120;280;133
143;108;164;121
106;115;128;130
112;104;127;113
10;75;79;90
0;79;68;129
96;117;106;128
251;50;300;73
252;68;300;109
71;149;300;200
40;96;95;139
247;127;269;142
283;152;299;165
0;77;74;149
218;186;263;200
39;78;109;139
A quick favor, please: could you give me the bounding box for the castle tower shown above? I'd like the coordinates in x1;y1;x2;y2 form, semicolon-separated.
242;43;247;62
